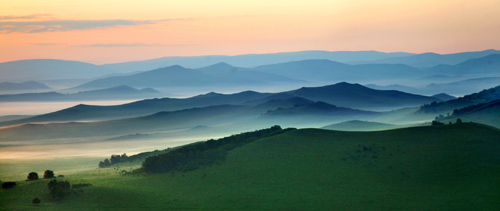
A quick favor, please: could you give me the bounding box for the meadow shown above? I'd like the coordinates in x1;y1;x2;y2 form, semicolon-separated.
2;123;499;210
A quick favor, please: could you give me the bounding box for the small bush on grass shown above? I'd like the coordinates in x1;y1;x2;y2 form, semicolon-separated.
32;197;41;206
2;182;16;189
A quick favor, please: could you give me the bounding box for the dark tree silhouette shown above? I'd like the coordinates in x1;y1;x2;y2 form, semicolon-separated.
32;197;41;206
431;121;444;126
27;172;39;181
104;159;111;167
2;182;16;189
47;180;71;200
44;170;55;179
456;118;463;124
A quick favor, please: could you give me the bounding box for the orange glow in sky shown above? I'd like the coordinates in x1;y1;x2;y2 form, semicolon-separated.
1;0;499;64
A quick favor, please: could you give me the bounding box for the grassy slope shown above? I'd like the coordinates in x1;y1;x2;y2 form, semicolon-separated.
322;120;399;131
2;123;500;210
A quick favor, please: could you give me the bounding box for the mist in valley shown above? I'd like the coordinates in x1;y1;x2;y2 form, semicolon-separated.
1;1;500;208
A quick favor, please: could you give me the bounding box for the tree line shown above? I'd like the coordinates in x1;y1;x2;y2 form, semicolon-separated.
98;148;172;168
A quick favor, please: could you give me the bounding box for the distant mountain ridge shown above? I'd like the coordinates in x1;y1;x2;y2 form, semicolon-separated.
252;59;421;83
426;54;500;76
0;59;117;81
77;54;500;94
282;82;439;109
71;64;301;91
101;50;414;71
0;82;439;127
418;84;500;114
0;81;53;95
0;85;161;102
355;49;500;67
0;81;51;93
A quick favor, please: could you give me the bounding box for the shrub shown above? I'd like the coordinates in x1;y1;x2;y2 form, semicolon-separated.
44;170;55;179
431;121;444;126
72;183;92;189
2;182;16;189
27;172;39;181
32;197;41;206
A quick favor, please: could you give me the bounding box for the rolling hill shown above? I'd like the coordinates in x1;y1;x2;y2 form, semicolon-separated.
0;85;161;102
0;99;379;141
322;120;399;131
440;100;500;128
0;82;439;127
424;77;500;96
72;64;301;91
2;123;500;210
418;84;500;114
0;59;117;81
252;59;422;83
355;49;500;67
283;82;440;109
0;81;52;94
426;54;500;76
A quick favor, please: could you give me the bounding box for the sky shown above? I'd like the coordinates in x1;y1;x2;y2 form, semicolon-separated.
0;0;499;64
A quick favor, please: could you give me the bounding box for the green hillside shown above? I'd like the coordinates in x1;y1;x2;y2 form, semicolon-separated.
2;123;500;210
322;120;399;131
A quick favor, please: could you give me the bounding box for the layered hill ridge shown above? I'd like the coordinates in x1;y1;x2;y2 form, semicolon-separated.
0;85;161;102
0;82;439;127
0;59;117;81
418;84;500;114
0;81;52;93
101;50;415;71
355;49;500;67
72;64;301;91
322;120;399;131
426;54;500;76
440;100;500;128
284;82;439;109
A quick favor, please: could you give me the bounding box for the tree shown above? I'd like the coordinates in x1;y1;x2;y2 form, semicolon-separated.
47;180;71;200
456;118;463;124
110;154;121;165
44;170;55;179
27;172;39;181
121;153;128;162
32;197;41;206
104;159;111;167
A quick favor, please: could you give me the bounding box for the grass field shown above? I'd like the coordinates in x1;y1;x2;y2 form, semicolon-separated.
1;123;500;210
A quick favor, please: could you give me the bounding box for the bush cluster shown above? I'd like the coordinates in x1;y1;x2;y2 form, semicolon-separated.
98;153;128;168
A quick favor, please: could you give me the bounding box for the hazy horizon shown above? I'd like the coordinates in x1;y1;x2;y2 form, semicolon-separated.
2;0;500;64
